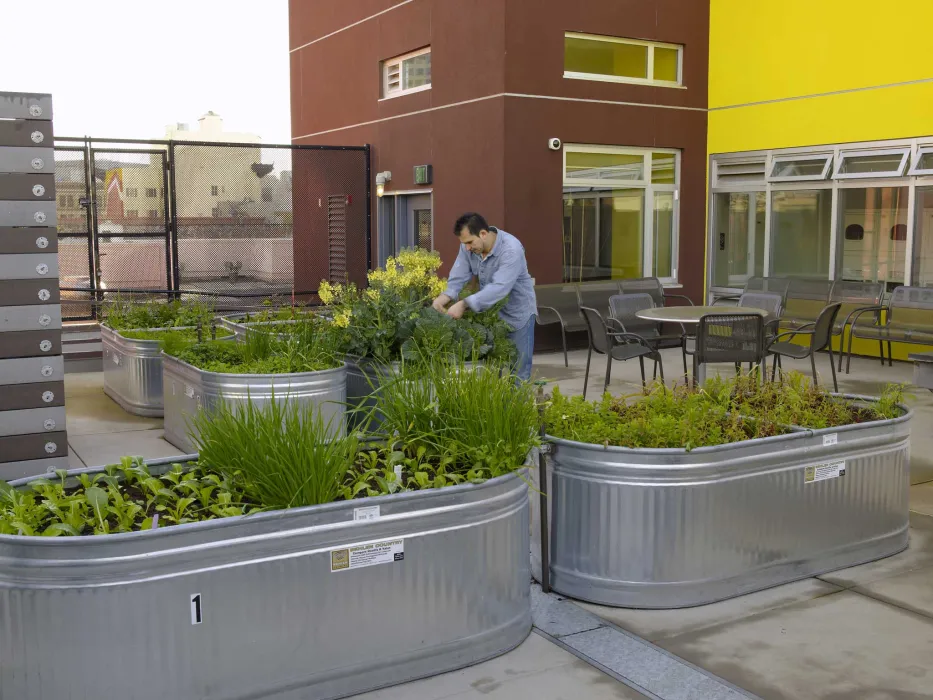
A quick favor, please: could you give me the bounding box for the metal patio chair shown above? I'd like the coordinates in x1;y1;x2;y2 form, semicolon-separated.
846;286;933;373
620;276;695;308
579;306;664;398
768;302;842;392
683;313;767;387
609;292;688;379
534;283;587;367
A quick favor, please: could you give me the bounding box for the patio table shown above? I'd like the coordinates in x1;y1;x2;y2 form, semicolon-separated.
635;306;769;384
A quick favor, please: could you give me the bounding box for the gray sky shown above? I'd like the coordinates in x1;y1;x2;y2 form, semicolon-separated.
1;0;291;144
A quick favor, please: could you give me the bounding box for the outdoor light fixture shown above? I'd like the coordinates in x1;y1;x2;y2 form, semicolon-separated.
375;170;392;197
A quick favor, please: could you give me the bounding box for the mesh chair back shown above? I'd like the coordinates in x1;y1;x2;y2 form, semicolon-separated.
744;276;790;298
785;278;834;302
830;280;884;306
609;293;658;337
888;286;933;331
811;302;842;351
620;277;665;307
535;284;585;321
577;282;623;317
579;306;612;355
738;292;783;317
695;314;765;365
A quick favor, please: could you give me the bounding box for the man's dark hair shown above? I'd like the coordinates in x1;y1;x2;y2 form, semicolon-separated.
453;212;488;237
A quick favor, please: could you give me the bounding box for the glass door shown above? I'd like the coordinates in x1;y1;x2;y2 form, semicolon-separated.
712;192;765;288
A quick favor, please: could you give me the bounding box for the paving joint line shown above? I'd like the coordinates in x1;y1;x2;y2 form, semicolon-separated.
531;585;762;700
846;584;933;623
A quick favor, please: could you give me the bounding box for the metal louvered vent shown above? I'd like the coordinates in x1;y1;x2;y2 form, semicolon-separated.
327;195;347;283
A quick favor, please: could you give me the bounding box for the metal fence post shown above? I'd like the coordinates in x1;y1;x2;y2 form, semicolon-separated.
167;141;181;299
535;380;551;593
364;143;373;272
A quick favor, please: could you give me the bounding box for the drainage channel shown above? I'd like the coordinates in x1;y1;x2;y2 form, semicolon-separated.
531;585;762;700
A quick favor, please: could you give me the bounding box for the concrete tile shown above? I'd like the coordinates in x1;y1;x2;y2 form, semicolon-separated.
65;391;162;436
910;483;933;516
561;627;749;700
856;563;933;620
577;577;842;643
531;584;605;638
350;632;645;700
819;512;933;589
69;429;185;467
659;590;933;700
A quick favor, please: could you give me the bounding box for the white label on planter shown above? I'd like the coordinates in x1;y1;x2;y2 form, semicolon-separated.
353;505;380;522
190;593;203;625
805;461;846;484
185;385;195;399
330;538;404;572
112;352;120;365
822;433;838;447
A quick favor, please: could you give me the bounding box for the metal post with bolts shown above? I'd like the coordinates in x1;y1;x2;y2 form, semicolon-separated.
535;380;551;593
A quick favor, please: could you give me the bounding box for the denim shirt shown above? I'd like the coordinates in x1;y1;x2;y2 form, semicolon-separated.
443;227;537;331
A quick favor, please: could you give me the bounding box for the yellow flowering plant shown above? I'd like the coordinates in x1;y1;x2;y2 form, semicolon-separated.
317;247;515;364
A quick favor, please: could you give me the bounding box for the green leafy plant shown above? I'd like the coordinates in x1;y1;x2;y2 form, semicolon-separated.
0;457;257;537
168;318;344;375
544;371;907;450
103;296;217;331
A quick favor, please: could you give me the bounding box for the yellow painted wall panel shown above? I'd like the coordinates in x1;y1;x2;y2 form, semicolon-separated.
710;0;933;109
708;81;933;154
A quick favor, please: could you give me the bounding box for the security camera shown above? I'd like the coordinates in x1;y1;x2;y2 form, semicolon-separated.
547;137;562;151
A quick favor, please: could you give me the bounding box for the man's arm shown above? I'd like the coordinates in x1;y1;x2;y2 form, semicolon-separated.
441;246;473;301
463;249;521;313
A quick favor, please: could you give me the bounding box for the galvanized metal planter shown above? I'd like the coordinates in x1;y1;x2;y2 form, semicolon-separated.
532;399;911;609
162;353;348;453
101;324;172;417
0;461;532;700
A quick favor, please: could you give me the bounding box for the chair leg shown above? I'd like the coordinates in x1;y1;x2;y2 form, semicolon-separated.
692;355;698;389
879;340;885;366
583;345;592;400
810;352;819;387
829;350;838;393
772;353;778;382
735;362;741;376
638;355;646;388
846;330;855;375
652;355;658;380
604;354;613;394
681;344;689;385
837;331;845;372
887;341;893;367
560;325;568;368
657;354;665;382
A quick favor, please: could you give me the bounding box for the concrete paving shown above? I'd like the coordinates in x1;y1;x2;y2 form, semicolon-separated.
57;346;933;700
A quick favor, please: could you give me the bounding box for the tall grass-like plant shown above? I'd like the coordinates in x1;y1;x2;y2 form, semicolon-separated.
193;397;358;509
372;355;539;478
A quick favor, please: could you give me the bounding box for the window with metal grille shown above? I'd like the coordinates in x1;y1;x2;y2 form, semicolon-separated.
383;48;431;99
146;187;157;197
211;185;219;196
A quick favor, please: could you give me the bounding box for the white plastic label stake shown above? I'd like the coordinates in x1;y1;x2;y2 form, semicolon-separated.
354;505;380;522
394;465;403;481
822;433;838;447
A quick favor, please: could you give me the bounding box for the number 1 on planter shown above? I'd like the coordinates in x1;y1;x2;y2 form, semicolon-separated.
191;593;203;625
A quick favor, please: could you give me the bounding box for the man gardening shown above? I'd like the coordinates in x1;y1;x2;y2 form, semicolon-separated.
432;212;537;381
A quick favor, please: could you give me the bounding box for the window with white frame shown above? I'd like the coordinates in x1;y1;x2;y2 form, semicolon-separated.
709;137;933;296
562;145;679;283
563;33;682;87
382;48;431;99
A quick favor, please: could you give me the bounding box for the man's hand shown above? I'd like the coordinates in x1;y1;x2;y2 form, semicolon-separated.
432;294;452;313
446;300;467;320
